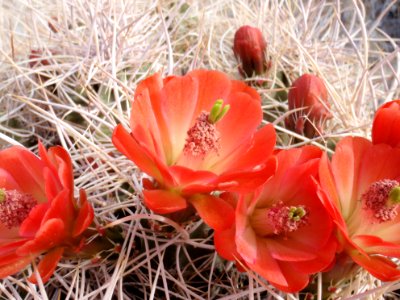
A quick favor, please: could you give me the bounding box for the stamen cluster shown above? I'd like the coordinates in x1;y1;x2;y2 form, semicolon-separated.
183;112;221;157
267;202;309;235
362;179;399;223
0;189;37;229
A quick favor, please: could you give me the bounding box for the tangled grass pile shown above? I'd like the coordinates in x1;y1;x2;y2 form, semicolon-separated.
0;0;399;299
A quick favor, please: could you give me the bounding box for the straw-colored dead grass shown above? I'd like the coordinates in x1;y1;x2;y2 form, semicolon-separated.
0;0;399;299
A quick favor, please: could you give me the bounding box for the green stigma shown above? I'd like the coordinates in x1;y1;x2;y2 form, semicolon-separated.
208;99;230;124
0;189;5;203
389;186;400;204
288;206;306;221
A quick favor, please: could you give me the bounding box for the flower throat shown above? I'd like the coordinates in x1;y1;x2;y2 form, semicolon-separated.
183;99;230;158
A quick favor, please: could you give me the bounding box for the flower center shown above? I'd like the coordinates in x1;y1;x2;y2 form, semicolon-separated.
362;179;400;223
183;112;220;157
251;202;309;236
183;99;230;158
268;203;308;235
0;189;37;229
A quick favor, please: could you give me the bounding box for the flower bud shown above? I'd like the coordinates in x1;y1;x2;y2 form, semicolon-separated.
372;100;400;147
285;74;332;138
233;25;270;78
29;49;51;69
28;49;60;83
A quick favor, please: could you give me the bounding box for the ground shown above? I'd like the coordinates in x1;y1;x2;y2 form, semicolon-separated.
0;0;399;299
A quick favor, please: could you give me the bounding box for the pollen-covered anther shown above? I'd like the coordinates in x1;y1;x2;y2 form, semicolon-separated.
183;112;221;157
267;202;309;235
0;189;37;229
362;179;400;223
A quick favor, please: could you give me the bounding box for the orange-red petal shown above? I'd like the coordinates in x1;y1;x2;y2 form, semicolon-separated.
235;196;258;263
349;251;400;281
214;225;238;261
214;92;263;163
355;143;400;200
317;154;344;226
43;167;62;202
45;146;74;193
159;74;199;162
0;254;32;279
28;247;64;284
268;260;310;293
217;156;277;193
267;239;317;262
112;124;173;185
19;203;49;237
230;79;261;102
247;240;288;288
72;190;94;237
130;73;169;162
17;218;65;256
142;189;187;214
0;169;20;190
353;235;400;258
0;239;28;257
223;124;276;172
169;165;218;194
39;143;72;193
0;146;46;202
330;137;370;219
189;70;232;118
291;236;337;274
189;194;235;231
41;189;74;228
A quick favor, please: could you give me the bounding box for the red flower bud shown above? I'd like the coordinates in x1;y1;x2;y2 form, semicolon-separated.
29;49;51;69
372;100;400;147
233;25;270;78
285;74;332;138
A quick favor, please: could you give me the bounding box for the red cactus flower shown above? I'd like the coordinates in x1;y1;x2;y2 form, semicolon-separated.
0;143;94;283
112;70;277;230
214;146;336;292
319;136;400;280
233;25;270;78
285;74;332;138
372;100;400;147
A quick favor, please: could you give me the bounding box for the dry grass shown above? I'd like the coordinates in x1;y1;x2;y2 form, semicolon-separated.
0;0;399;299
